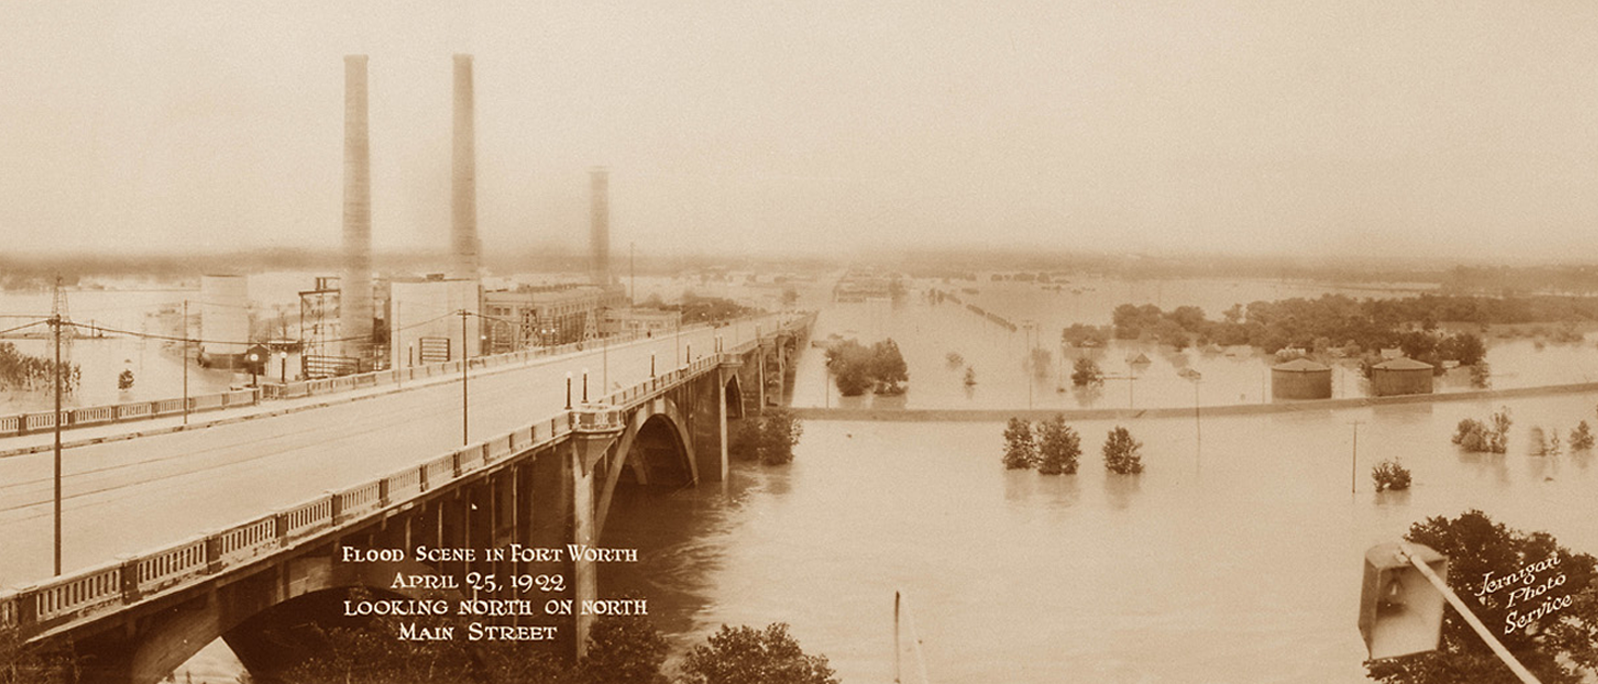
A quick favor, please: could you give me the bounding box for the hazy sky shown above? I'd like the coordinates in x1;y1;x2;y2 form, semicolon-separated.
3;1;1596;261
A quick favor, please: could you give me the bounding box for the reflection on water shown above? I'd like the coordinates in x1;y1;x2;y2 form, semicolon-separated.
600;390;1598;683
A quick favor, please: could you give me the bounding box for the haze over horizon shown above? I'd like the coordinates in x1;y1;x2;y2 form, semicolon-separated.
3;1;1596;262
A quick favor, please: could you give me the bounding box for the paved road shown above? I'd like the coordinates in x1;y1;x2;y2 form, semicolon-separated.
0;316;782;588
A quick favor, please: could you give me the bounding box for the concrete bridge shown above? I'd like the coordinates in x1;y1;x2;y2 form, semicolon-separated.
0;313;811;684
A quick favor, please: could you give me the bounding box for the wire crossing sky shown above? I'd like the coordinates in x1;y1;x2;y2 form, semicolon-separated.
2;1;1595;261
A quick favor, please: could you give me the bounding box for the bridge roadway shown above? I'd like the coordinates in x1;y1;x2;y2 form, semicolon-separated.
0;315;782;590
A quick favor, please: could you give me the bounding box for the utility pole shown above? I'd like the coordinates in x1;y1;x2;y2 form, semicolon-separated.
1350;420;1364;495
460;310;469;445
182;299;190;425
51;277;63;576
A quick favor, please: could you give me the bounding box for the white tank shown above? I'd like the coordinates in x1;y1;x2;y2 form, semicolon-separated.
200;274;249;361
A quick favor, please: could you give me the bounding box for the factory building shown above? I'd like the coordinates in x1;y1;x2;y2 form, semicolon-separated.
1271;358;1333;400
601;307;680;337
390;277;482;367
1370;357;1435;396
480;284;627;354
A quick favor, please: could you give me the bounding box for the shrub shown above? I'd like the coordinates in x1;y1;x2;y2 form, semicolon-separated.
1371;460;1412;491
1451;408;1510;453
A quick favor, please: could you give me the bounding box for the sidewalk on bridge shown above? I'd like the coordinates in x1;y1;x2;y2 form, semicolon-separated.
0;367;468;458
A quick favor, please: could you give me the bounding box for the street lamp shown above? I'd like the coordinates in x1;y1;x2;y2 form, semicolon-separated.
279;350;288;383
566;371;573;410
247;351;260;388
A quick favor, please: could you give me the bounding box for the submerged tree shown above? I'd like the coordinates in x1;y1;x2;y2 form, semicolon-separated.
870;339;909;394
732;409;805;465
824;339;875;396
1071;357;1104;387
1452;408;1511;454
1371;460;1412;491
1035;414;1081;475
1102;426;1144;474
1571;421;1595;451
1002;418;1038;470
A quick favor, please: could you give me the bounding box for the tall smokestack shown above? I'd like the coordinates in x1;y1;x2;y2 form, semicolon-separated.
590;167;610;286
451;54;480;282
341;55;373;361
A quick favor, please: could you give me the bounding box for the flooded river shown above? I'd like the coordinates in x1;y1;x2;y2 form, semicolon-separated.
602;392;1598;683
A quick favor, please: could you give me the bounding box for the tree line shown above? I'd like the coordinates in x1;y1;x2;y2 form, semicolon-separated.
1003;417;1143;475
0;342;80;393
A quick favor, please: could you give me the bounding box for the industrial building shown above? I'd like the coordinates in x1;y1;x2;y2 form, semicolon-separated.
390;276;483;367
480;284;627;353
1271;358;1333;400
602;307;680;337
1371;357;1435;396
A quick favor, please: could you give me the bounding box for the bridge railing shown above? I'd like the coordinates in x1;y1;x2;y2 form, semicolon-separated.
0;313;815;642
0;389;264;440
0;314;789;442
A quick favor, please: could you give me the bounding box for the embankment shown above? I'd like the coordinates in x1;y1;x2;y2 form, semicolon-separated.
790;381;1598;422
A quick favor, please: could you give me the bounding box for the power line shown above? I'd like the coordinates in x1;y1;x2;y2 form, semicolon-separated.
0;319;50;337
60;311;457;347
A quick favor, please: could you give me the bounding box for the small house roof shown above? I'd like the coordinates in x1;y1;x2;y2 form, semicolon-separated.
1374;357;1434;371
1272;358;1331;372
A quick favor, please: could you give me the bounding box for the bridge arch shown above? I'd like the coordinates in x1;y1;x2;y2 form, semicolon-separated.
99;556;451;684
724;372;744;420
596;397;696;537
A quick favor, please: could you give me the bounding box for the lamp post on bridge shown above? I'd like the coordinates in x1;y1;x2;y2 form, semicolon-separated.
566;371;573;410
460;310;470;446
582;368;589;404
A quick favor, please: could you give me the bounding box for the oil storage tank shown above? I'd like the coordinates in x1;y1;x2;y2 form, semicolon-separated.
1370;357;1434;396
199;274;249;368
1272;358;1333;399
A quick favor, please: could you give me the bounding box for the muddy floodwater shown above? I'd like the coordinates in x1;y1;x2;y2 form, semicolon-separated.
602;392;1598;683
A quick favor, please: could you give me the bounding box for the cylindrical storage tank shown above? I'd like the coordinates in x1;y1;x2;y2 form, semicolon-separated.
200;274;249;367
1371;357;1434;396
1272;358;1332;399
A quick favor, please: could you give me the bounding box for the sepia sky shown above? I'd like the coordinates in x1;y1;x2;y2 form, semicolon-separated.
2;1;1596;262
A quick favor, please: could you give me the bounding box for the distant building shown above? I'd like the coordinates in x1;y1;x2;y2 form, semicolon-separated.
1370;357;1434;396
390;276;482;368
833;270;901;302
602;307;679;337
199;274;249;368
1272;358;1333;400
481;283;626;353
